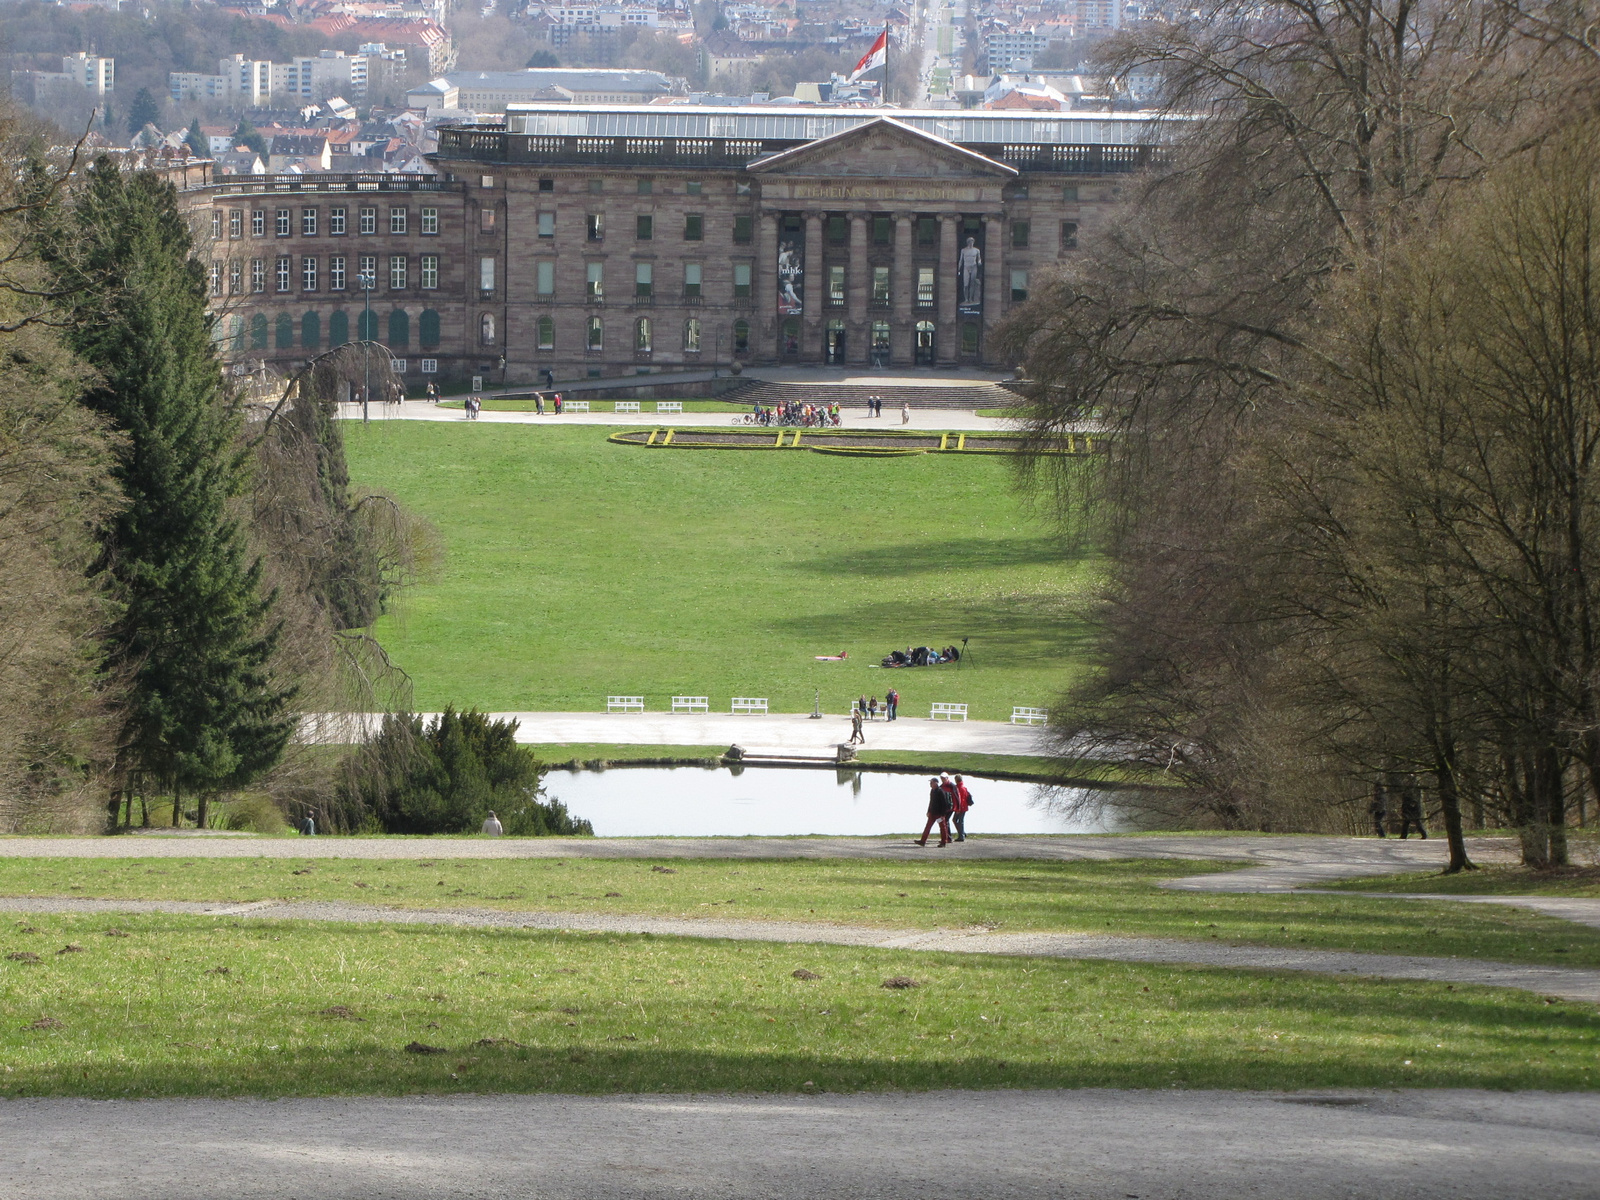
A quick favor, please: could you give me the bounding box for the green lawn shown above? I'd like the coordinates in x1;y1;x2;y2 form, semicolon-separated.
345;423;1094;717
1330;865;1600;897
440;399;749;413
0;915;1593;1098
7;857;1598;968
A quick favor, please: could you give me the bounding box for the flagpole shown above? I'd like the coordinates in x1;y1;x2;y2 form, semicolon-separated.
884;25;891;105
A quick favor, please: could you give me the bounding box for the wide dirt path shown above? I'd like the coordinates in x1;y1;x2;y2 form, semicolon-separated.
4;1089;1595;1199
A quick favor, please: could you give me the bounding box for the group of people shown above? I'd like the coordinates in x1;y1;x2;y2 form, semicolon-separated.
881;645;961;669
531;392;566;414
1369;778;1428;839
847;688;901;743
463;395;483;419
860;397;914;424
918;772;973;846
752;400;841;427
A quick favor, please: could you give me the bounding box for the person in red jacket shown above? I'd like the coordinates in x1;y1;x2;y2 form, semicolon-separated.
951;773;972;842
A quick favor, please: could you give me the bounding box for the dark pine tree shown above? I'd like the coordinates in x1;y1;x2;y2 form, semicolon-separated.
185;118;209;160
55;159;295;827
232;119;267;155
126;88;160;136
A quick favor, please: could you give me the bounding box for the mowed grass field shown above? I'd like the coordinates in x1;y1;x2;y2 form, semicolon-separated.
344;423;1093;717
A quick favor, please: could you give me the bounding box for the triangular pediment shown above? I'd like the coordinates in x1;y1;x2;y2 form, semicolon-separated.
747;117;1017;179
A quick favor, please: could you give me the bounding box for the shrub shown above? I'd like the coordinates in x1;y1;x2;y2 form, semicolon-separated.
337;708;592;836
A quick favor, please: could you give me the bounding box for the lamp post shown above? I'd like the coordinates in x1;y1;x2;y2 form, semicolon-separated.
356;271;375;423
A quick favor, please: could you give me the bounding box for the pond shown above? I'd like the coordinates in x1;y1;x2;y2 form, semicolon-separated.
544;765;1125;838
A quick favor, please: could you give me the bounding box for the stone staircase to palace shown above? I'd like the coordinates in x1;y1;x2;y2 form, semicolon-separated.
719;378;1022;411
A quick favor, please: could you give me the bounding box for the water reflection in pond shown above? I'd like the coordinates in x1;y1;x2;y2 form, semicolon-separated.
545;765;1124;838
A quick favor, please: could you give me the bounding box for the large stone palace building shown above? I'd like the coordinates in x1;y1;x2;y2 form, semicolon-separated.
202;106;1161;384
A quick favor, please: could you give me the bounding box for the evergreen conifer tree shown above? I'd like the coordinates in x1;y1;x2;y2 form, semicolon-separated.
126;88;160;137
184;119;208;160
52;160;294;826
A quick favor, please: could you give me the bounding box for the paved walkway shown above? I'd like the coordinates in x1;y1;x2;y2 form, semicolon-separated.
339;399;1014;430
7;1089;1596;1199
0;893;1592;1000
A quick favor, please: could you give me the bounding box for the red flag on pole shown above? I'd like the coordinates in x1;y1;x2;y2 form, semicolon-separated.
849;30;888;82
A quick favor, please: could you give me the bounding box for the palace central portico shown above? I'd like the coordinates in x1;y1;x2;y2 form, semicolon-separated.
432;105;1160;382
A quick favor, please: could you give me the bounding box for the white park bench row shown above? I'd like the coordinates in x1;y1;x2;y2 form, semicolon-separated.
606;696;768;713
565;400;589;412
1011;706;1048;725
552;400;680;414
930;702;968;721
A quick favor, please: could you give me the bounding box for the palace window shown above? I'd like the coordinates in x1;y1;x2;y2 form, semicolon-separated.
252;210;265;237
421;255;439;290
538;315;555;349
828;266;845;305
637;177;653;195
684;317;701;352
538;212;555;238
962;323;980;354
872;215;892;244
635;316;652;352
420;309;440;347
479;258;495;292
422;358;439;373
916;267;934;306
636;214;653;240
684;262;701;299
330;256;346;291
635;262;653;298
1011;221;1030;248
421;206;439;235
390;208;408;234
229;210;242;238
390;309;410;348
276;256;291;292
390;256;408;289
587;315;603;349
302;256;318;291
302;208;318;236
826;215;848;244
359;207;377;235
358;255;376;286
276;313;293;350
537;261;555;296
872;266;890;305
302;311;320;350
330;310;349;345
276;209;291;237
480;208;496;233
586;262;604;300
1010;269;1029;301
684;213;703;241
733;215;753;244
686;181;702;196
733;318;749;354
1060;221;1079;250
209;260;221;295
228;259;242;294
587;213;604;241
251;258;265;293
539;178;554;192
733;263;751;299
917;216;937;246
211;211;221;240
330;207;347;235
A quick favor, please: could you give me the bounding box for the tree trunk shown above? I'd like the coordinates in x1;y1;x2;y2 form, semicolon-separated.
1508;755;1548;867
1546;751;1569;868
1433;743;1474;873
196;792;209;830
171;783;181;829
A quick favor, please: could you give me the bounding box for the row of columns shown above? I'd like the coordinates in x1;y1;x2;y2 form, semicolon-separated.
754;209;1005;367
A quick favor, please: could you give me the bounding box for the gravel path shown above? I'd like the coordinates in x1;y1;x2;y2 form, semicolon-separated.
4;1089;1597;1199
3;893;1595;1002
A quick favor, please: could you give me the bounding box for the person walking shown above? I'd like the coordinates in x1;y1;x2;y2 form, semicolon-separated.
482;810;504;837
917;777;952;847
885;688;899;721
850;709;866;745
1398;782;1427;839
554;392;564;414
535;392;545;415
951;774;972;841
1369;782;1388;838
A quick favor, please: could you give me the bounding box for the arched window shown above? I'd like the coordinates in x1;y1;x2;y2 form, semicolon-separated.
587;315;603;350
479;312;495;346
388;309;410;349
276;313;294;349
231;315;246;352
635;316;652;353
733;319;749;355
357;309;379;342
419;308;441;348
329;310;349;347
537;315;554;350
250;313;268;350
684;317;701;352
301;311;321;350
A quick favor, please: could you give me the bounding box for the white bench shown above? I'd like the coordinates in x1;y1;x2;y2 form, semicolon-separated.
671;695;709;713
606;695;645;713
615;401;642;413
656;401;683;413
565;400;590;412
930;702;968;721
1011;706;1048;725
731;697;768;714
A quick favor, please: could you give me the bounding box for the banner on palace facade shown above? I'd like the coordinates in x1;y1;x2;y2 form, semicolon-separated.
778;224;804;316
957;226;984;317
